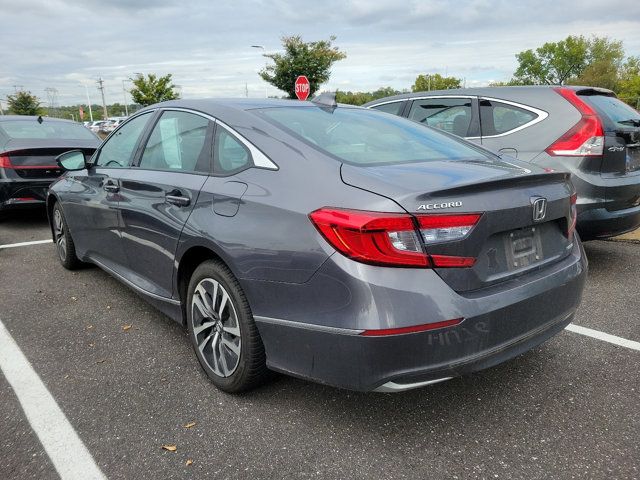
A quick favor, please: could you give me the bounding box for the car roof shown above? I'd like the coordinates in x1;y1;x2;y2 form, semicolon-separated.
0;115;80;124
139;98;334;116
362;85;616;106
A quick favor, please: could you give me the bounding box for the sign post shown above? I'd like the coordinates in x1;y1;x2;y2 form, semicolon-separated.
294;76;310;101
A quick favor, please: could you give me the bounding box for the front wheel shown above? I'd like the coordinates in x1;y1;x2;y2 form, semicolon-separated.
187;260;269;393
52;203;82;270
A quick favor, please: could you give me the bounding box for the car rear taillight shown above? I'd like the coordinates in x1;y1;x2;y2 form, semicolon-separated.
309;208;481;268
568;192;578;242
546;88;604;157
0;154;12;168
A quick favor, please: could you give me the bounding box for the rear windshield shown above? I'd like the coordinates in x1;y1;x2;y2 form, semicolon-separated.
0;120;97;140
257;106;493;166
580;94;640;130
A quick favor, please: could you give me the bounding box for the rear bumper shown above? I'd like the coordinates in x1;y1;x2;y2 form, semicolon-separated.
577;203;640;239
250;240;587;392
0;179;51;211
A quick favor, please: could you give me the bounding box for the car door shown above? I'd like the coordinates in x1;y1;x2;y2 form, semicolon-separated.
406;96;480;139
478;98;546;160
116;109;213;298
62;111;154;274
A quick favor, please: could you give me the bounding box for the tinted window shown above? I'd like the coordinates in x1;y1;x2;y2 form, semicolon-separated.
139;111;211;173
408;98;472;137
258;106;492;166
480;100;537;136
214;127;251;174
371;102;404;116
581;94;640;130
0;120;97;140
96;112;152;168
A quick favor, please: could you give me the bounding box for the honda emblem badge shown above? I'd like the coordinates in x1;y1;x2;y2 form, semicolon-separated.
531;197;547;222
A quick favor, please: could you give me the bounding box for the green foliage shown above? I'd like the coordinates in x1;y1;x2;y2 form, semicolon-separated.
618;56;640;109
7;90;42;115
512;35;624;86
412;73;462;92
336;87;402;106
259;35;347;99
129;73;179;106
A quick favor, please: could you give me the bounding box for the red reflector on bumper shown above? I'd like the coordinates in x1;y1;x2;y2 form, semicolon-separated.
360;318;463;337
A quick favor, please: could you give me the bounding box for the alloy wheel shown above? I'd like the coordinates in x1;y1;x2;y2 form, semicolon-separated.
191;278;242;377
53;208;67;262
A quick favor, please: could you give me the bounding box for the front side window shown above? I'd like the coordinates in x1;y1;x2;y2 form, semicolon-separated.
95;112;152;168
408;98;473;137
139;111;212;173
214;127;252;174
257;106;493;166
371;101;404;116
480;100;537;136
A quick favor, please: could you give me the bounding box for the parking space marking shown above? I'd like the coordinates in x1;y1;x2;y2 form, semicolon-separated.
567;323;640;352
0;320;106;480
0;239;53;250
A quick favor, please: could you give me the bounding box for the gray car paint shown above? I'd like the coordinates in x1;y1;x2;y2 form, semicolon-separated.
364;86;640;239
47;98;587;391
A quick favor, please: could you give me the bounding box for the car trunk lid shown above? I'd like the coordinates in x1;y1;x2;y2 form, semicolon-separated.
341;159;575;292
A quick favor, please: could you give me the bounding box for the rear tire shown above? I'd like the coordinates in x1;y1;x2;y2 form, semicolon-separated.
52;203;82;270
187;259;269;393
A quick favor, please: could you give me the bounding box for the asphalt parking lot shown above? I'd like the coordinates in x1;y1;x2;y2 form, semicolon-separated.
1;210;638;480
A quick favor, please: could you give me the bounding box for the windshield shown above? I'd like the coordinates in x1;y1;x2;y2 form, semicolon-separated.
0;120;97;140
257;106;493;166
581;94;640;130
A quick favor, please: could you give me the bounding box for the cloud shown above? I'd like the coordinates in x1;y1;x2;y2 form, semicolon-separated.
1;0;639;106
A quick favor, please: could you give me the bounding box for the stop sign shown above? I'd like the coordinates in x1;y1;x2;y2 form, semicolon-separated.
294;75;310;101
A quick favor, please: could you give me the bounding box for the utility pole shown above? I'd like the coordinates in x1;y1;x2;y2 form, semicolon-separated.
97;77;108;120
44;87;58;117
245;82;249;98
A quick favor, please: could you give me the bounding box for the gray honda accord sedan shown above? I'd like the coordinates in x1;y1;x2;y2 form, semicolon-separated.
47;97;587;393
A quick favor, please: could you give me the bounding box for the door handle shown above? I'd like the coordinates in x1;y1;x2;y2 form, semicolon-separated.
103;181;119;193
165;191;190;207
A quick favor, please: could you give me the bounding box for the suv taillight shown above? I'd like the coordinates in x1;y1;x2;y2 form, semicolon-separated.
309;208;480;268
546;88;604;157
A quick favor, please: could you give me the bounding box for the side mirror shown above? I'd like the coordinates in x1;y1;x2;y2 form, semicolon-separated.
56;150;87;171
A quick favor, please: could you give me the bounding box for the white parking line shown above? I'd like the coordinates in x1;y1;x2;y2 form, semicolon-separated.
0;320;106;480
0;239;53;249
566;323;640;351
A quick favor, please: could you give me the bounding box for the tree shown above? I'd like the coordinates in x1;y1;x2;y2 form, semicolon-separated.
412;74;462;92
7;90;42;115
512;35;624;86
129;73;179;106
618;56;640;109
259;35;346;99
336;86;402;106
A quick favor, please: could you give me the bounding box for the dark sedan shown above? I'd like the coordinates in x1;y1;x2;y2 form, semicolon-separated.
0;115;100;213
48;98;587;393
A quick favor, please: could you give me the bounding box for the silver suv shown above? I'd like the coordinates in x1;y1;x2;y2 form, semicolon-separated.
365;86;640;239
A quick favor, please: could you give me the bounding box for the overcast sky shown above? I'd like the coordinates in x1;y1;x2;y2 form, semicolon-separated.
1;0;639;108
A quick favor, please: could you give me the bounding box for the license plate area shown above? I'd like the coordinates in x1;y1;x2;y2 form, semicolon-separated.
504;226;544;271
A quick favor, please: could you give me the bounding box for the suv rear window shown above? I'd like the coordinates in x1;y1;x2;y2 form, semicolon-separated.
257;106;493;166
0;120;97;140
580;94;640;130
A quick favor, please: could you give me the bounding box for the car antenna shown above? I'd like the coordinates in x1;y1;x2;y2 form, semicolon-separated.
37;115;43;124
311;92;337;111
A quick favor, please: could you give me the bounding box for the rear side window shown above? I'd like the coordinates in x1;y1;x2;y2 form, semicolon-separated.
580;94;640;130
480;100;537;136
139;111;212;173
408;98;472;137
214;126;251;174
370;102;404;116
257;106;493;166
0;120;97;140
